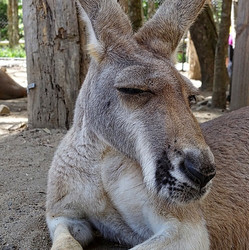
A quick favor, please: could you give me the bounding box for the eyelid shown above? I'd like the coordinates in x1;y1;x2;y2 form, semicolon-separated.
117;88;144;95
117;87;154;95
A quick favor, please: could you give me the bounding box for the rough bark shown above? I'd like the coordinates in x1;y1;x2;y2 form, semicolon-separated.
8;0;19;47
187;33;201;80
212;0;232;109
128;0;143;31
190;4;218;91
231;0;238;31
230;0;249;110
23;0;88;129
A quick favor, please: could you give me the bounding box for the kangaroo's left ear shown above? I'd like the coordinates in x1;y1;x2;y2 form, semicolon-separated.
76;0;133;63
134;0;206;59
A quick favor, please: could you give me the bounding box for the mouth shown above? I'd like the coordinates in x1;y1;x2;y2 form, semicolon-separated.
153;146;216;204
157;179;212;204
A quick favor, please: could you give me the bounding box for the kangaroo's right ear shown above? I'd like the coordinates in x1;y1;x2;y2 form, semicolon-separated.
134;0;206;59
76;0;133;63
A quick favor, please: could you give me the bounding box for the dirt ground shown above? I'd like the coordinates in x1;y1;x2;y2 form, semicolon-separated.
0;63;224;250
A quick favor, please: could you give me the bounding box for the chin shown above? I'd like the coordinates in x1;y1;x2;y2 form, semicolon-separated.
157;180;213;205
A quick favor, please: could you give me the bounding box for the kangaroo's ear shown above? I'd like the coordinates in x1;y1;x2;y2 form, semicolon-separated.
76;0;133;62
134;0;206;58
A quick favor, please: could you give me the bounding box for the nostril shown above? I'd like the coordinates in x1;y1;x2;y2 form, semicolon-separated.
180;159;216;188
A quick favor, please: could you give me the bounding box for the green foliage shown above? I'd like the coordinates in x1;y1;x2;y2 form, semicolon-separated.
142;1;148;20
0;44;26;57
0;0;24;41
0;0;8;40
177;52;186;63
18;0;24;39
142;0;160;21
211;0;223;30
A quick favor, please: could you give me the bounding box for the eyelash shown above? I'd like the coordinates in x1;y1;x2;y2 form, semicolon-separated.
117;88;153;95
117;88;196;107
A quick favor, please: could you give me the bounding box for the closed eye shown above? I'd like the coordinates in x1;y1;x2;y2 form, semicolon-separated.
117;88;153;95
188;95;197;106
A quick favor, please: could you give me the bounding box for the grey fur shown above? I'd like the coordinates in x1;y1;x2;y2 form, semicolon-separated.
46;0;220;249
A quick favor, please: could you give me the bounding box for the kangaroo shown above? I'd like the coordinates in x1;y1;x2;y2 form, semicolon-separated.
200;107;249;249
0;69;27;100
46;0;249;249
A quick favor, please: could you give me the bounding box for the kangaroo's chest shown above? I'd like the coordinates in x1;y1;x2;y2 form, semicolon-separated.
85;154;208;248
95;154;159;240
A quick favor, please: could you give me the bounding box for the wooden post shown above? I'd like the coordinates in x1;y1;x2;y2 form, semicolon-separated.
230;0;249;110
23;0;88;129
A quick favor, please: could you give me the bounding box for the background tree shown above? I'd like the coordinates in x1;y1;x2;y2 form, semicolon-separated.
8;0;19;47
212;0;232;109
0;0;8;40
190;4;218;91
230;0;249;110
129;0;143;31
23;0;89;129
146;0;156;19
22;0;151;129
187;33;201;80
118;0;129;13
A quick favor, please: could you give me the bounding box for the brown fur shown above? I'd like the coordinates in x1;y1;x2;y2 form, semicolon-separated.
0;69;27;100
201;107;249;249
46;1;249;249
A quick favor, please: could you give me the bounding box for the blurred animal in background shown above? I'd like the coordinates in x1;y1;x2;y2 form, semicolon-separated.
0;68;27;100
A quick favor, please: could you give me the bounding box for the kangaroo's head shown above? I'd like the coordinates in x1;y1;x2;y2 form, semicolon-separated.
76;0;215;205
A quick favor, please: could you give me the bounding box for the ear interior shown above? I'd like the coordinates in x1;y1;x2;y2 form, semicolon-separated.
86;44;103;62
76;0;104;62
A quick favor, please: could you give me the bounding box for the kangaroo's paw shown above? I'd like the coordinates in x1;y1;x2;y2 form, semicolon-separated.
51;224;83;250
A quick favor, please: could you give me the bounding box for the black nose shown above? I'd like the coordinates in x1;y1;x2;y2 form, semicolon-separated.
180;157;216;188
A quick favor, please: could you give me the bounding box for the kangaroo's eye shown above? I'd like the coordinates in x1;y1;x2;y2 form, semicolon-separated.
117;88;147;95
188;95;197;106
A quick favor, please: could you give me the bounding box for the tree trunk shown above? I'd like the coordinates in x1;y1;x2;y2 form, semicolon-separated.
23;0;89;129
187;33;201;80
190;4;218;91
231;0;238;31
8;0;19;47
118;0;129;13
148;0;156;19
128;0;143;31
230;0;249;110
212;0;232;109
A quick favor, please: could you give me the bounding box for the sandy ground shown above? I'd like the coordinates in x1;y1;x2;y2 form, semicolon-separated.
0;62;224;250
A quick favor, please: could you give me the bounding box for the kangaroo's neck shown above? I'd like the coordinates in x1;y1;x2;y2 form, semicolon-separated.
71;115;111;164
